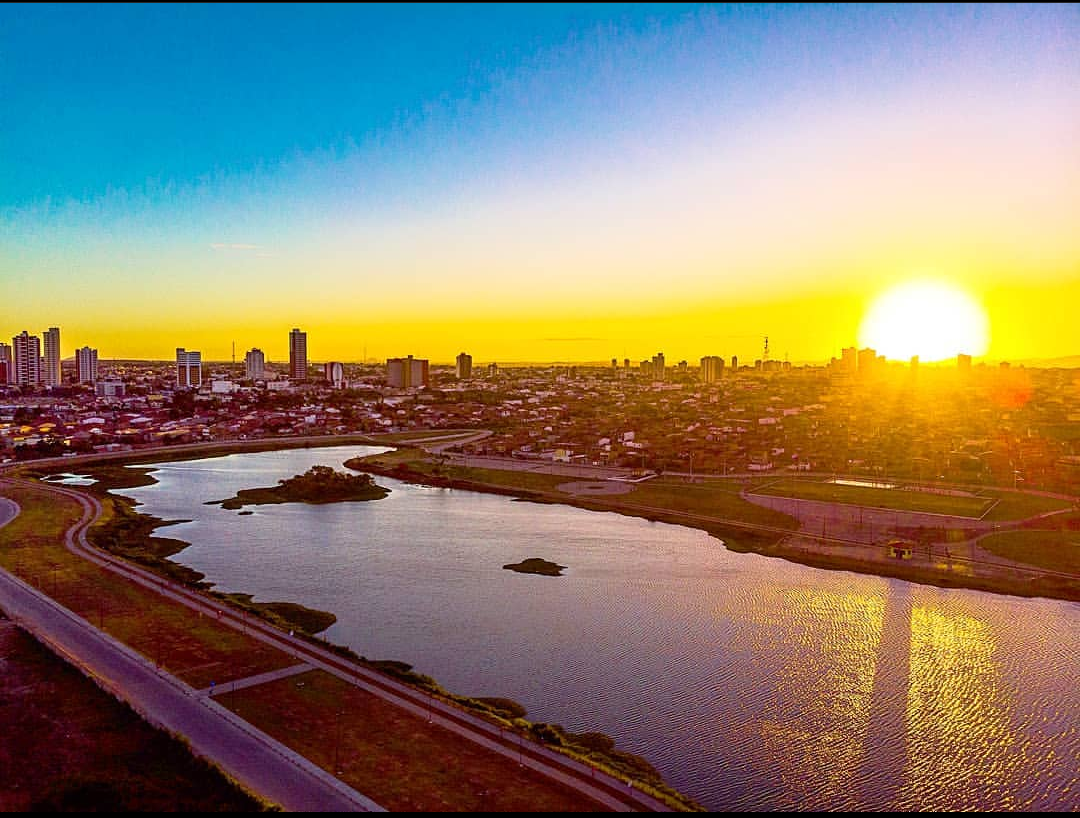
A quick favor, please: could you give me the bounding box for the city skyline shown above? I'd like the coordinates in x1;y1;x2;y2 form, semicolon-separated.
2;4;1077;363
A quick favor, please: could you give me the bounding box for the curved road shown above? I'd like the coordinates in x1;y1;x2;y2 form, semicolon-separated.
0;485;381;812
0;475;672;812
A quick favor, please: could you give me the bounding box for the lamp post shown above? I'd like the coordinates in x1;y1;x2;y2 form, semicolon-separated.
333;710;344;775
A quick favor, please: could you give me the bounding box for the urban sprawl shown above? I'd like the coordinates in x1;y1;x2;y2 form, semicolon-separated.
2;326;1078;495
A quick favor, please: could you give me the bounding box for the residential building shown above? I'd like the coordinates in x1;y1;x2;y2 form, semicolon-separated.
176;348;202;388
700;355;724;383
652;352;666;381
386;355;429;388
289;328;308;381
244;348;266;380
42;327;61;387
95;379;125;398
456;352;473;379
0;342;10;385
841;346;857;374
857;347;877;377
75;346;98;384
13;331;42;387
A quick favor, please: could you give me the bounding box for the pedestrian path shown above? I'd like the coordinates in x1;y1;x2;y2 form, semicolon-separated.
197;662;313;697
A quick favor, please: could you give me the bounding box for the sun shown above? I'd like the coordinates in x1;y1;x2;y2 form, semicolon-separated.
858;280;989;362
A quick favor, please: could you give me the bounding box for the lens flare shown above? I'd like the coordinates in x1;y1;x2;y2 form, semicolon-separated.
858;281;989;362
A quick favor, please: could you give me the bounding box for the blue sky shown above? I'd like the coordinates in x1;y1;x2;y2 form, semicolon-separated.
2;4;1077;362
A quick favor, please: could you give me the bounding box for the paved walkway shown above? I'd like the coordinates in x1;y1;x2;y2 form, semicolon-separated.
1;477;671;812
198;662;313;697
0;486;383;812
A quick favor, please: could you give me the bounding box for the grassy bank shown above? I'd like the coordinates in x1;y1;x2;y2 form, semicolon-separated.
3;465;702;809
0;615;273;811
345;450;797;552
0;482;295;689
978;530;1080;575
749;477;993;517
218;669;603;812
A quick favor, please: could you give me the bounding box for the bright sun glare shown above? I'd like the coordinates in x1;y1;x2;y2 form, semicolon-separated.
858;281;989;362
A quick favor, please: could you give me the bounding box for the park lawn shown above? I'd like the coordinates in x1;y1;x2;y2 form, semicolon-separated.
0;483;294;689
978;530;1080;574
978;491;1075;522
348;447;430;470
0;620;268;812
750;478;993;518
447;465;569;493
218;669;604;812
627;481;798;529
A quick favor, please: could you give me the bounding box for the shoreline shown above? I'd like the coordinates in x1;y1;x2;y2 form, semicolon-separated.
12;447;701;810
347;458;1080;604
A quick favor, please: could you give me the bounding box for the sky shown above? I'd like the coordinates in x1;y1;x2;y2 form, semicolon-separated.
2;3;1078;364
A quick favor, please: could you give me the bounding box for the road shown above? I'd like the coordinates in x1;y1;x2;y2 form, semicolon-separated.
0;476;672;812
0;484;383;812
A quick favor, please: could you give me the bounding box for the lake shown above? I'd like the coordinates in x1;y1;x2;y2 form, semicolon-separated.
112;446;1079;811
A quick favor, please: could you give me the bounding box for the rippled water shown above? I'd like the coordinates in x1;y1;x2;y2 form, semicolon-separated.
115;446;1080;811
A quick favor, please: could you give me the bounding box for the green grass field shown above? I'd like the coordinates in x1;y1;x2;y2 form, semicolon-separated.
978;491;1075;522
749;478;994;517
978;530;1080;574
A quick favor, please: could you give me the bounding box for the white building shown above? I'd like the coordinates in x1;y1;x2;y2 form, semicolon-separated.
76;346;98;384
386;355;428;388
95;379;125;398
244;348;265;381
13;331;42;387
176;348;202;388
42;327;61;387
325;361;345;389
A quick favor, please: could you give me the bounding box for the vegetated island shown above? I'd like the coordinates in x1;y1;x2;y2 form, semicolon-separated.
503;557;566;576
207;465;390;509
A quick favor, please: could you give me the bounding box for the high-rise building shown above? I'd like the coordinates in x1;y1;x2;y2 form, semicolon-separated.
42;327;61;387
651;352;666;381
244;348;266;380
487;362;498;378
731;355;738;371
289;328;308;381
325;361;345;389
386;355;429;388
910;355;919;375
0;343;10;385
176;348;202;388
700;355;724;383
75;346;98;384
957;353;972;371
455;352;473;379
841;346;857;374
857;347;877;377
13;331;42;387
623;358;630;370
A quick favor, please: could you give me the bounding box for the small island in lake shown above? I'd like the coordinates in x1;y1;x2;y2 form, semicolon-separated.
208;465;390;509
503;557;567;576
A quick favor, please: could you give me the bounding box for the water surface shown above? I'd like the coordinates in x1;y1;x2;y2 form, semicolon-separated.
115;446;1080;811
